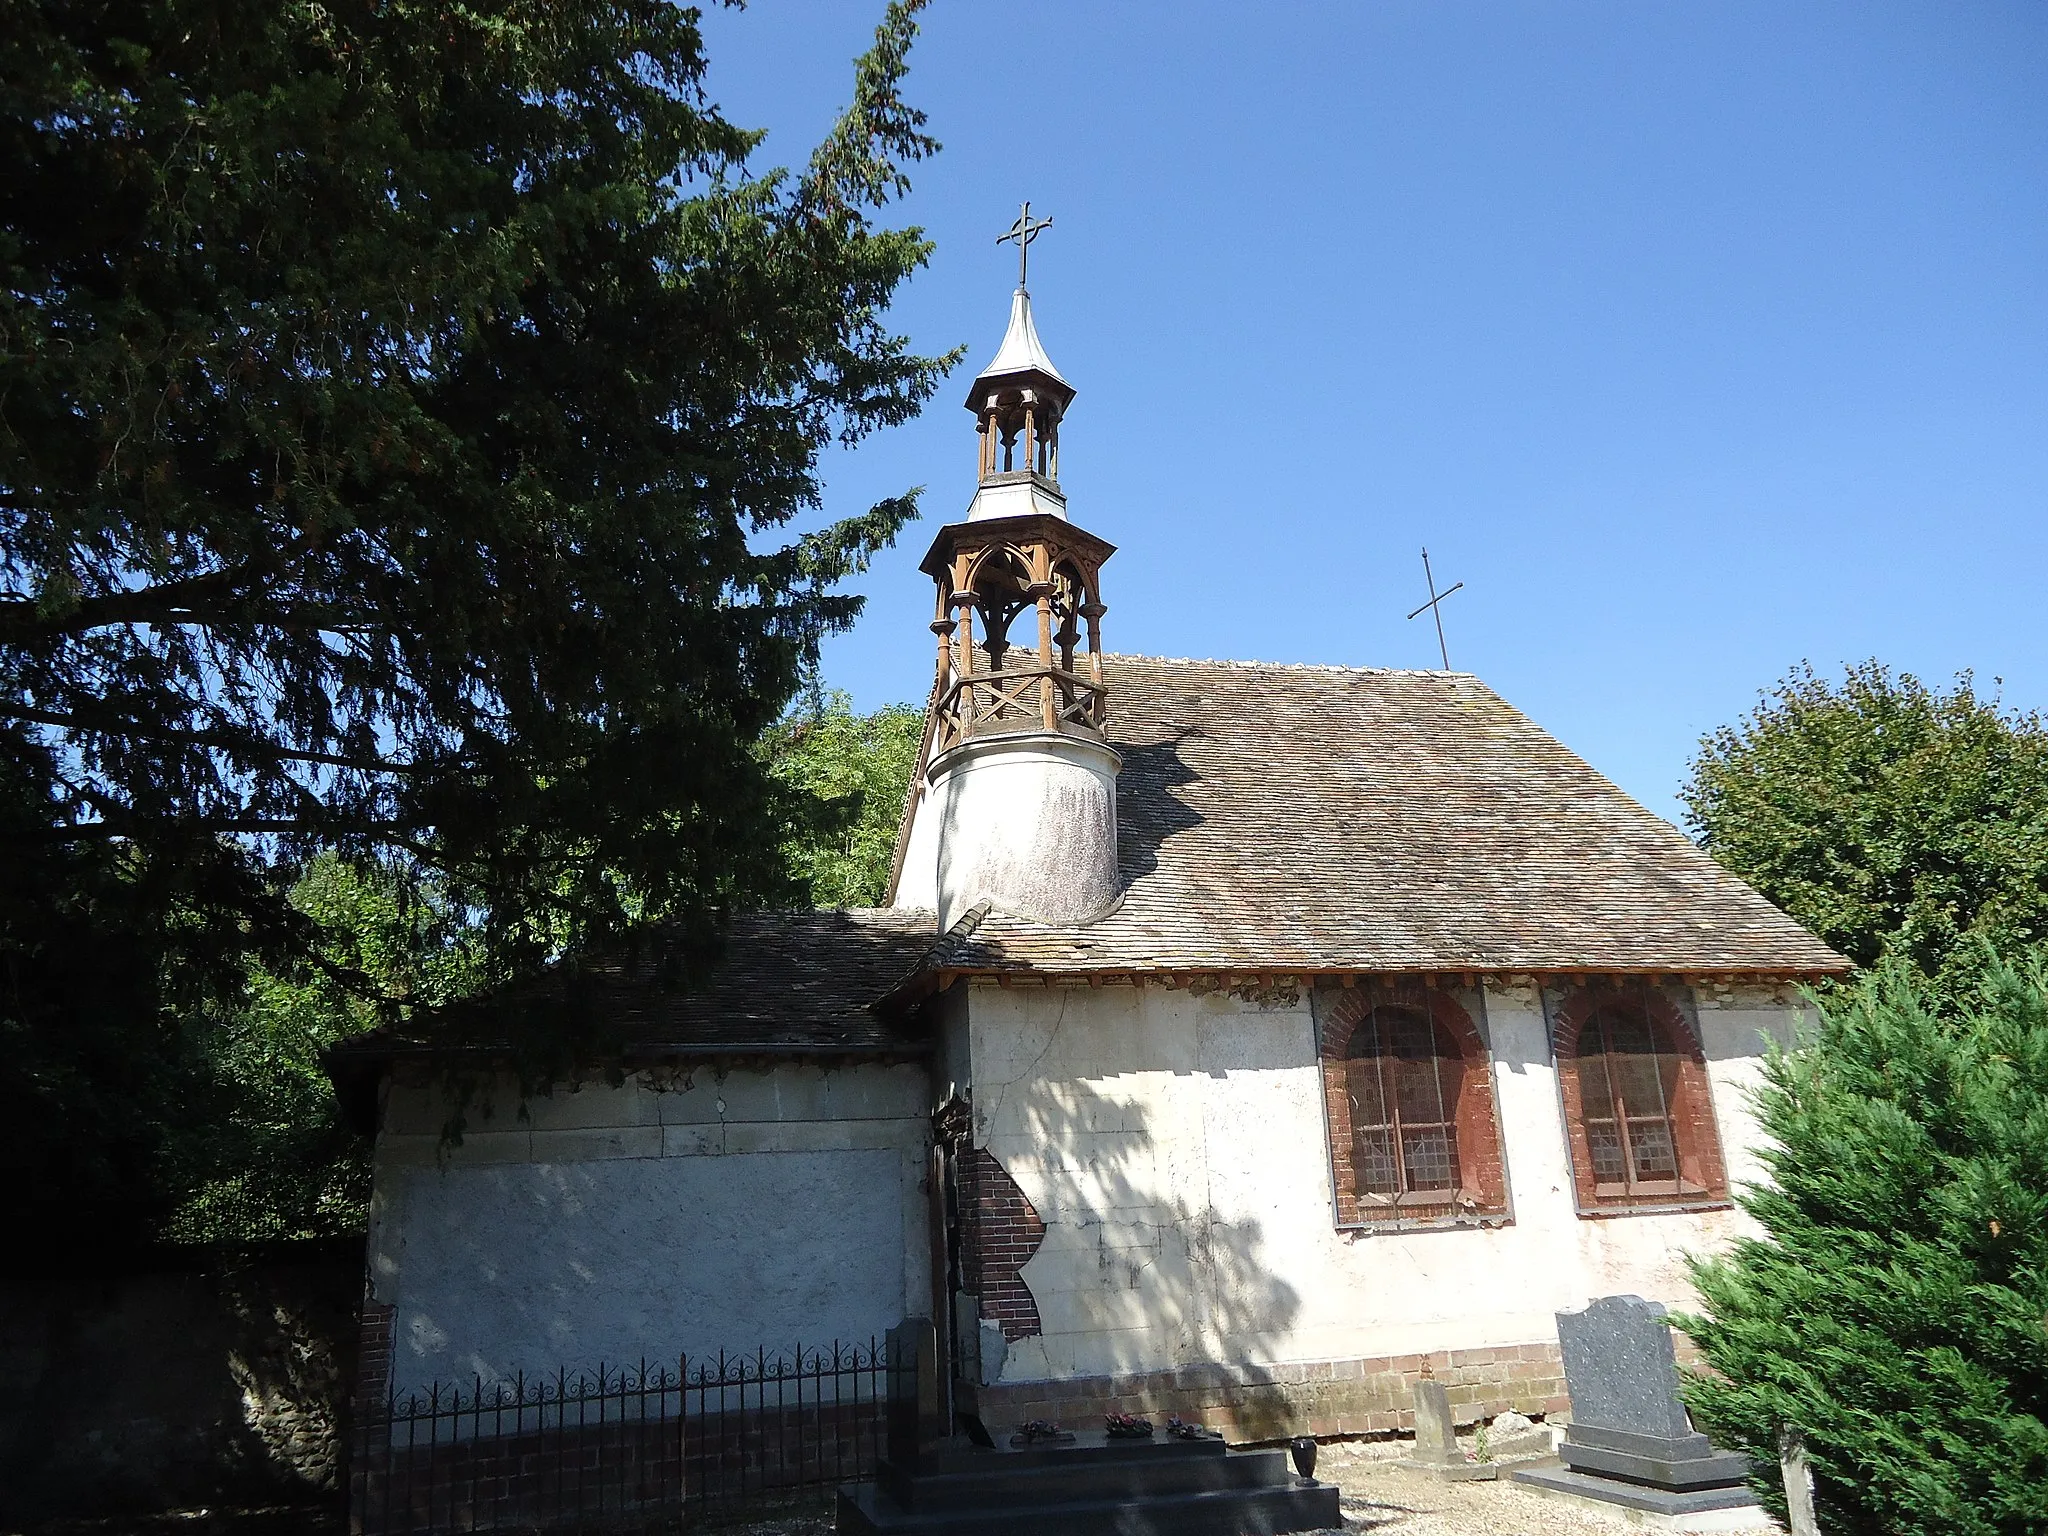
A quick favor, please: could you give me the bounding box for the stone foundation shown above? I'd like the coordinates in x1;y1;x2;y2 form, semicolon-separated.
963;1343;1568;1445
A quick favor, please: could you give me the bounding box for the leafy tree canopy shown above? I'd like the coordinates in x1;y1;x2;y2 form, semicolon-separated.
1679;957;2048;1536
1683;662;2048;998
168;853;483;1242
764;688;921;908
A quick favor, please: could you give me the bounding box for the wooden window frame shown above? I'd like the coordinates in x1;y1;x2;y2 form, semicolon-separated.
1320;981;1509;1229
1548;981;1731;1216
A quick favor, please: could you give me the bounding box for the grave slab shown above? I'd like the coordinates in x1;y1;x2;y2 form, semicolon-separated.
838;1427;1340;1535
1510;1295;1758;1521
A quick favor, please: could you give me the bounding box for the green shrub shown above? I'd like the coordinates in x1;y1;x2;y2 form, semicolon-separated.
1678;957;2048;1535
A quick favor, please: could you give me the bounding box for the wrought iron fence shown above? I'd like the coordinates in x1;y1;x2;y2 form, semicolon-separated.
351;1339;897;1535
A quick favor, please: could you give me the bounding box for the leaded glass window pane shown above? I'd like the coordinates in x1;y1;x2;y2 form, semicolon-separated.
1346;1004;1466;1206
1578;999;1689;1196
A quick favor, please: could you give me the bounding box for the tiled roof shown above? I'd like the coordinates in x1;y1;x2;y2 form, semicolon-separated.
595;909;939;1048
332;909;939;1064
898;655;1847;978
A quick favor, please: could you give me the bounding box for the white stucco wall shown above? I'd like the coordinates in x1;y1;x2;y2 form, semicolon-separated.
930;734;1121;929
366;1062;930;1398
890;734;1120;928
894;777;939;910
964;977;1810;1385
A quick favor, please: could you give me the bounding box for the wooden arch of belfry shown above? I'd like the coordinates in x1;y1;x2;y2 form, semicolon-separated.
920;512;1116;757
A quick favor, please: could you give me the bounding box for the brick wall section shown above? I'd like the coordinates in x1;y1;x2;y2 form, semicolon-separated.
352;1401;887;1535
958;1147;1046;1343
1549;982;1731;1213
354;1301;395;1415
1320;982;1509;1226
966;1342;1568;1445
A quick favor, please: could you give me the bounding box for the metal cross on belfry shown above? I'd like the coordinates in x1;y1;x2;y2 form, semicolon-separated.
1406;548;1465;670
997;201;1053;287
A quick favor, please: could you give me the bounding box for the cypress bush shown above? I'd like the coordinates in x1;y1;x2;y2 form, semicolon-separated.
1678;957;2048;1535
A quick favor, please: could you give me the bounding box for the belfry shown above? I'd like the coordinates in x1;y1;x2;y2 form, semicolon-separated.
897;212;1122;928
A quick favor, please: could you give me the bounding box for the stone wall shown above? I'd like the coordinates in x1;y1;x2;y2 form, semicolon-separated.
366;1061;931;1400
0;1239;361;1525
968;1332;1711;1446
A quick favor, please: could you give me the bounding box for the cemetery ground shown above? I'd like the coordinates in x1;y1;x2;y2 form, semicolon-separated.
8;1445;1790;1536
711;1436;1789;1535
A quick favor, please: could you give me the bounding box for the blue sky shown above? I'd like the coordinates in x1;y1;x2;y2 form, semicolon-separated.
699;1;2048;826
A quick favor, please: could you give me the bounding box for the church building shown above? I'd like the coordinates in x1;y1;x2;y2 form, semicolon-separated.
337;259;1847;1446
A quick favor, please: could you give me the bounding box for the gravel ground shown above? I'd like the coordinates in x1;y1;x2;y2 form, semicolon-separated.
691;1441;1786;1536
1302;1440;1780;1535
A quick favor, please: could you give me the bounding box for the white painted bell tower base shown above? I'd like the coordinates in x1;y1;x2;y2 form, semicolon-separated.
896;732;1120;930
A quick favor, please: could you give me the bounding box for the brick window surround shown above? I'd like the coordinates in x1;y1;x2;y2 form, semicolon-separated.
1320;982;1508;1228
1548;981;1730;1215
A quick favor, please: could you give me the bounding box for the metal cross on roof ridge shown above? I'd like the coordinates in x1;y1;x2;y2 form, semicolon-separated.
1406;548;1465;671
997;200;1053;288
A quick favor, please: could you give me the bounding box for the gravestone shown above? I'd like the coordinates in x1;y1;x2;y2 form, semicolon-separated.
1512;1295;1758;1520
1399;1378;1496;1481
1483;1410;1553;1461
1779;1429;1819;1536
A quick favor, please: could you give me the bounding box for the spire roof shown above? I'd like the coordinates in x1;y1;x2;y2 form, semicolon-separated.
966;286;1071;404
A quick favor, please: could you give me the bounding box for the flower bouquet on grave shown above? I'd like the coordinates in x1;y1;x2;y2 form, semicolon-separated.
1009;1419;1076;1447
1105;1412;1155;1438
1166;1415;1220;1441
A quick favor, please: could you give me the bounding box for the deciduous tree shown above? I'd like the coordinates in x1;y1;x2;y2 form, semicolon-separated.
765;689;921;907
1683;662;2048;999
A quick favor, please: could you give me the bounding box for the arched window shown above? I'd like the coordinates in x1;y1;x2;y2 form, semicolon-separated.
1553;983;1729;1211
1346;1006;1465;1203
1320;985;1509;1227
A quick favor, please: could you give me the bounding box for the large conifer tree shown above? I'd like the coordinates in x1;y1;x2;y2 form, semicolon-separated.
1680;961;2048;1535
0;0;950;1236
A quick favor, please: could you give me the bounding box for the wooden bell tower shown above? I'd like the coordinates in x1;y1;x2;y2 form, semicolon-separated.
897;210;1124;930
920;513;1114;758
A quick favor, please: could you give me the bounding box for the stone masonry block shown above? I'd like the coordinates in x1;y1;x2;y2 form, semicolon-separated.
527;1127;663;1163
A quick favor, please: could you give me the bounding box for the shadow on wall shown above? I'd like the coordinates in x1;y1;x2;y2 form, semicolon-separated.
998;1072;1301;1379
382;1140;915;1401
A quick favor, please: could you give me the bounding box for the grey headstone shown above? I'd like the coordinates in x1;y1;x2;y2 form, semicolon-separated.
884;1317;942;1465
1411;1379;1459;1465
1555;1295;1693;1442
1519;1294;1753;1513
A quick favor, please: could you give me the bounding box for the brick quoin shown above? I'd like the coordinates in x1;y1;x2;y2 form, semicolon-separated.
959;1146;1046;1342
355;1299;396;1413
1319;981;1509;1227
1549;980;1730;1213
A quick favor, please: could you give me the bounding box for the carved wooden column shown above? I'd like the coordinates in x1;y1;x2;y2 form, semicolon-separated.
952;552;977;739
1082;595;1107;728
1030;544;1057;731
